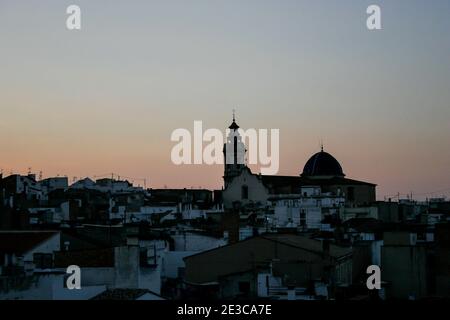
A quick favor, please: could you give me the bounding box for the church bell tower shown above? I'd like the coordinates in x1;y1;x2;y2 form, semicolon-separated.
223;112;246;188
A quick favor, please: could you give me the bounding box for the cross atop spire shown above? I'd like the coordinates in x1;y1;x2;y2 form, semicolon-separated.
229;108;239;131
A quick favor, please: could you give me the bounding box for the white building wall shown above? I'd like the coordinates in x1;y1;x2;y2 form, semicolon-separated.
371;240;383;266
222;170;269;208
182;209;206;220
305;207;322;229
139;266;161;294
161;251;197;279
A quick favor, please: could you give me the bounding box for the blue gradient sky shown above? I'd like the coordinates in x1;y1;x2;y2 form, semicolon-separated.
1;0;450;199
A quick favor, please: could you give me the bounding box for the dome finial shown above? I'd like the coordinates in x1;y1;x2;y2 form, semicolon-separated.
320;138;324;152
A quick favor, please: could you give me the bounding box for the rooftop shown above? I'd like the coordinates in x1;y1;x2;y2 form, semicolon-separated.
0;231;59;254
90;288;164;300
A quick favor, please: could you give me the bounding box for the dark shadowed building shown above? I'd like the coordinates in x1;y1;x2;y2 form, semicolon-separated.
183;233;352;299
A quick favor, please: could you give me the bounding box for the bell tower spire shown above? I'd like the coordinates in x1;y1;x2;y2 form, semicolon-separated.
223;111;246;188
228;109;240;131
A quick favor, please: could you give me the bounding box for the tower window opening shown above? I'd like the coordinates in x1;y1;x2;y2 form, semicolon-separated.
241;185;249;200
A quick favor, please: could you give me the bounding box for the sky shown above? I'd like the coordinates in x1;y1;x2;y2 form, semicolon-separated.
0;0;449;200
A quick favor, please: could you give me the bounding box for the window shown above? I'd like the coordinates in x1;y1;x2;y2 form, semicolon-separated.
140;248;149;266
241;185;249;200
233;137;238;164
300;210;306;227
300;210;306;219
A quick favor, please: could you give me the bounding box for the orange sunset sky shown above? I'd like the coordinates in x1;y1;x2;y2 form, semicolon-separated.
1;0;450;200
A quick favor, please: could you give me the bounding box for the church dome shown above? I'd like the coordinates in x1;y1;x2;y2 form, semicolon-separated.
301;150;345;177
